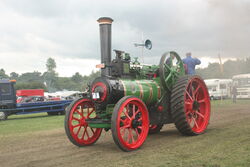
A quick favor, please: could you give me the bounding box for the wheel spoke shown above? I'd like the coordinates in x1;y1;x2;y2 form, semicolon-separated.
135;128;140;136
72;117;80;122
188;117;192;124
165;73;171;83
80;106;84;116
186;110;191;116
120;124;130;129
194;85;201;100
120;127;126;138
129;129;135;144
81;127;86;140
120;118;126;124
90;127;95;134
76;110;84;117
196;110;204;119
81;127;90;140
72;124;81;129
137;126;142;130
76;126;82;136
127;129;131;143
164;64;171;71
192;117;199;129
87;109;94;118
123;109;132;120
185;89;193;101
132;104;136;119
198;98;206;103
185;101;192;110
190;83;195;100
135;109;140;116
172;71;178;76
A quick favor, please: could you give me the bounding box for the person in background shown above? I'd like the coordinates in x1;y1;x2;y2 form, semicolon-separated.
182;52;201;75
232;85;237;103
166;54;175;66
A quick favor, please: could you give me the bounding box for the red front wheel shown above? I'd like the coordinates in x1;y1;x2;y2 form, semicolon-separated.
65;98;102;146
111;96;149;151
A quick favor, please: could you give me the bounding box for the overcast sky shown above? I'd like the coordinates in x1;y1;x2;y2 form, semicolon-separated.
0;0;249;77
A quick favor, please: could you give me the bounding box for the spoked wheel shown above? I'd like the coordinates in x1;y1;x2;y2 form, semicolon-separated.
148;124;163;134
171;75;210;135
159;51;185;91
65;98;102;146
111;96;149;151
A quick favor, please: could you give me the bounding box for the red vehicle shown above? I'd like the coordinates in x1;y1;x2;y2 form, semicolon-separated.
16;89;45;103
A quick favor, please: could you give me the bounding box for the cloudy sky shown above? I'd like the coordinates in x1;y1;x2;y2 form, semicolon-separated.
0;0;249;77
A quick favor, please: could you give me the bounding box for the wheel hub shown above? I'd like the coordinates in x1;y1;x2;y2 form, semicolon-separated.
80;119;88;126
192;101;200;110
131;119;140;128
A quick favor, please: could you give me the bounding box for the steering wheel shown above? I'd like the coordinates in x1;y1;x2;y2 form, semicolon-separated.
159;51;185;91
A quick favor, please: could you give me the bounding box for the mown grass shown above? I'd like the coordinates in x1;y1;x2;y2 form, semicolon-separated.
211;98;250;108
0;113;65;136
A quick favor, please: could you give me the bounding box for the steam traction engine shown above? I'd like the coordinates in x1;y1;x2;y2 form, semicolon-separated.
64;17;211;151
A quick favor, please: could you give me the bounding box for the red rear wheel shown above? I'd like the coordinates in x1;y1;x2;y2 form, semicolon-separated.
171;75;210;135
65;98;102;146
111;96;149;151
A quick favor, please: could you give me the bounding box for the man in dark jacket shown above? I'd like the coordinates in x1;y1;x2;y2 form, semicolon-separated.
232;85;237;103
182;52;201;75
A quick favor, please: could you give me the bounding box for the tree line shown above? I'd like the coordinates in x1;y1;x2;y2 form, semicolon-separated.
0;58;100;92
196;57;250;79
1;57;249;92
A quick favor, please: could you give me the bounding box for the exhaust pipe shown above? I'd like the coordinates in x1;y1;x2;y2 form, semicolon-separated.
97;17;113;77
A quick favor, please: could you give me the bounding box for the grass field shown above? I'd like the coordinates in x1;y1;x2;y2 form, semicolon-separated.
0;99;250;167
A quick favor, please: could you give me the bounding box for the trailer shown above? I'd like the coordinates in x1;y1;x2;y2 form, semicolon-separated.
16;89;45;103
205;79;232;100
232;73;250;99
0;80;72;120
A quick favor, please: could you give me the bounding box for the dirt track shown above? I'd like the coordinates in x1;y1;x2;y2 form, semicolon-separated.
1;104;250;167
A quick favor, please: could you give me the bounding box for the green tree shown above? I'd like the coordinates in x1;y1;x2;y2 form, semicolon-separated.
0;68;9;79
46;58;56;72
18;71;43;83
10;72;19;79
44;58;58;92
15;82;47;90
71;72;83;83
196;57;250;79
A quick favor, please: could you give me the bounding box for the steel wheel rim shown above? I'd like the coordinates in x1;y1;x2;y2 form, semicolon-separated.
116;98;149;150
68;99;102;145
184;78;210;133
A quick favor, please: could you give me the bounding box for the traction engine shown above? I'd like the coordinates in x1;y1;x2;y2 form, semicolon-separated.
64;17;211;151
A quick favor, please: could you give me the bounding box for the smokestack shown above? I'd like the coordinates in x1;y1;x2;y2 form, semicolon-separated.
97;17;113;76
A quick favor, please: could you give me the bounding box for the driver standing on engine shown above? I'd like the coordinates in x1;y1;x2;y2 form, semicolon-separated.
182;52;201;75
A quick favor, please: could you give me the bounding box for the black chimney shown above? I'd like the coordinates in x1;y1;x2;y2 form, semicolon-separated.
97;17;113;76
